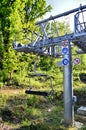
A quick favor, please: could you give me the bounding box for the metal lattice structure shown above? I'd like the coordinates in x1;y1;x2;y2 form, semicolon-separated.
13;5;86;55
13;5;86;126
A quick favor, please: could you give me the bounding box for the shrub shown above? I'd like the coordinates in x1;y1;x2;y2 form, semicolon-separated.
0;82;3;88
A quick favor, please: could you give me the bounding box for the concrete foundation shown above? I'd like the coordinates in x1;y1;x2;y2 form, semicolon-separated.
77;106;86;115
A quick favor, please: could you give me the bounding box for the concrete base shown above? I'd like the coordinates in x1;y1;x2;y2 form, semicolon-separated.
61;119;73;126
74;121;83;129
77;106;86;115
61;119;83;128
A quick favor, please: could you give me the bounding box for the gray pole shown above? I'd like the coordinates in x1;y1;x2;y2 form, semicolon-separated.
63;42;74;125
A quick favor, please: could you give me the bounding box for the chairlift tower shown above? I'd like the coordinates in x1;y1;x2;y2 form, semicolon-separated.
13;5;86;125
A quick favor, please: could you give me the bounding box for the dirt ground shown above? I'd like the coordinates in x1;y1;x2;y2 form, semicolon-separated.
0;88;25;95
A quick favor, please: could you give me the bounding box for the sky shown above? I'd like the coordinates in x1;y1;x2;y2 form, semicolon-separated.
44;0;86;30
46;0;86;16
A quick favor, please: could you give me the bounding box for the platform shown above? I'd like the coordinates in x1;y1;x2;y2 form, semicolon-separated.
77;106;86;115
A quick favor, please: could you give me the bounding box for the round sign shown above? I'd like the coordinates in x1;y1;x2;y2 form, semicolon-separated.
62;47;69;55
73;58;80;65
62;58;69;65
63;40;69;46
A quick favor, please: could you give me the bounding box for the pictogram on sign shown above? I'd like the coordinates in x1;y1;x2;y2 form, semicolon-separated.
62;58;69;65
73;58;80;65
62;47;69;55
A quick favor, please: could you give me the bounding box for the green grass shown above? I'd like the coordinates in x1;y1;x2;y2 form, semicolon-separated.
0;87;86;130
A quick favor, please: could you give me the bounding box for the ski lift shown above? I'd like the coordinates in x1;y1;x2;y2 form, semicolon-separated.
25;56;54;96
74;7;86;34
25;73;54;96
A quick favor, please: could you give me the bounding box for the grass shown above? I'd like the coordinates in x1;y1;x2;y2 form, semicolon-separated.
0;87;86;130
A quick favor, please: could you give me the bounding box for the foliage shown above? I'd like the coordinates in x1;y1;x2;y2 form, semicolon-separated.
0;0;52;86
0;90;86;129
0;1;86;130
46;20;72;37
0;0;85;89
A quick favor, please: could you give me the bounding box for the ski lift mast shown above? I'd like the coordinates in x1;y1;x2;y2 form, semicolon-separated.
13;4;86;126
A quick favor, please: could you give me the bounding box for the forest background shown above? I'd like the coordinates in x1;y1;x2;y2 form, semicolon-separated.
0;0;86;130
0;0;86;89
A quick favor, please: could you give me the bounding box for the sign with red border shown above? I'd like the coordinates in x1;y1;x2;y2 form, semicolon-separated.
73;58;80;65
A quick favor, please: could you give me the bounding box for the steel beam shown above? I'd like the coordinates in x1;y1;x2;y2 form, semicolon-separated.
36;5;86;25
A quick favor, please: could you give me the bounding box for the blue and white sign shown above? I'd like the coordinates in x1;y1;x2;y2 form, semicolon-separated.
62;58;69;65
62;47;69;55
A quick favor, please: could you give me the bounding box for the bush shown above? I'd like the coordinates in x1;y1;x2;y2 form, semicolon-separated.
0;82;3;88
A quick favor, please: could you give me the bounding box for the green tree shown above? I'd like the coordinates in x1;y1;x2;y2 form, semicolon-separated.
0;0;52;86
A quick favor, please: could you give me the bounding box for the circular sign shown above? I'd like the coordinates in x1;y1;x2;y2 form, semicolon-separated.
62;58;69;65
63;40;69;46
73;58;80;65
62;47;69;55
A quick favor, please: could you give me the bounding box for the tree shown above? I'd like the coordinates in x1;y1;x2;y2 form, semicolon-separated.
0;0;52;86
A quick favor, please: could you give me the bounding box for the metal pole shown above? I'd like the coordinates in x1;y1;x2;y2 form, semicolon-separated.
36;5;86;25
63;42;74;125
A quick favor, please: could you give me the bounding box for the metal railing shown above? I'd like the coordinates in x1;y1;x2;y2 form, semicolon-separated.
74;9;86;34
